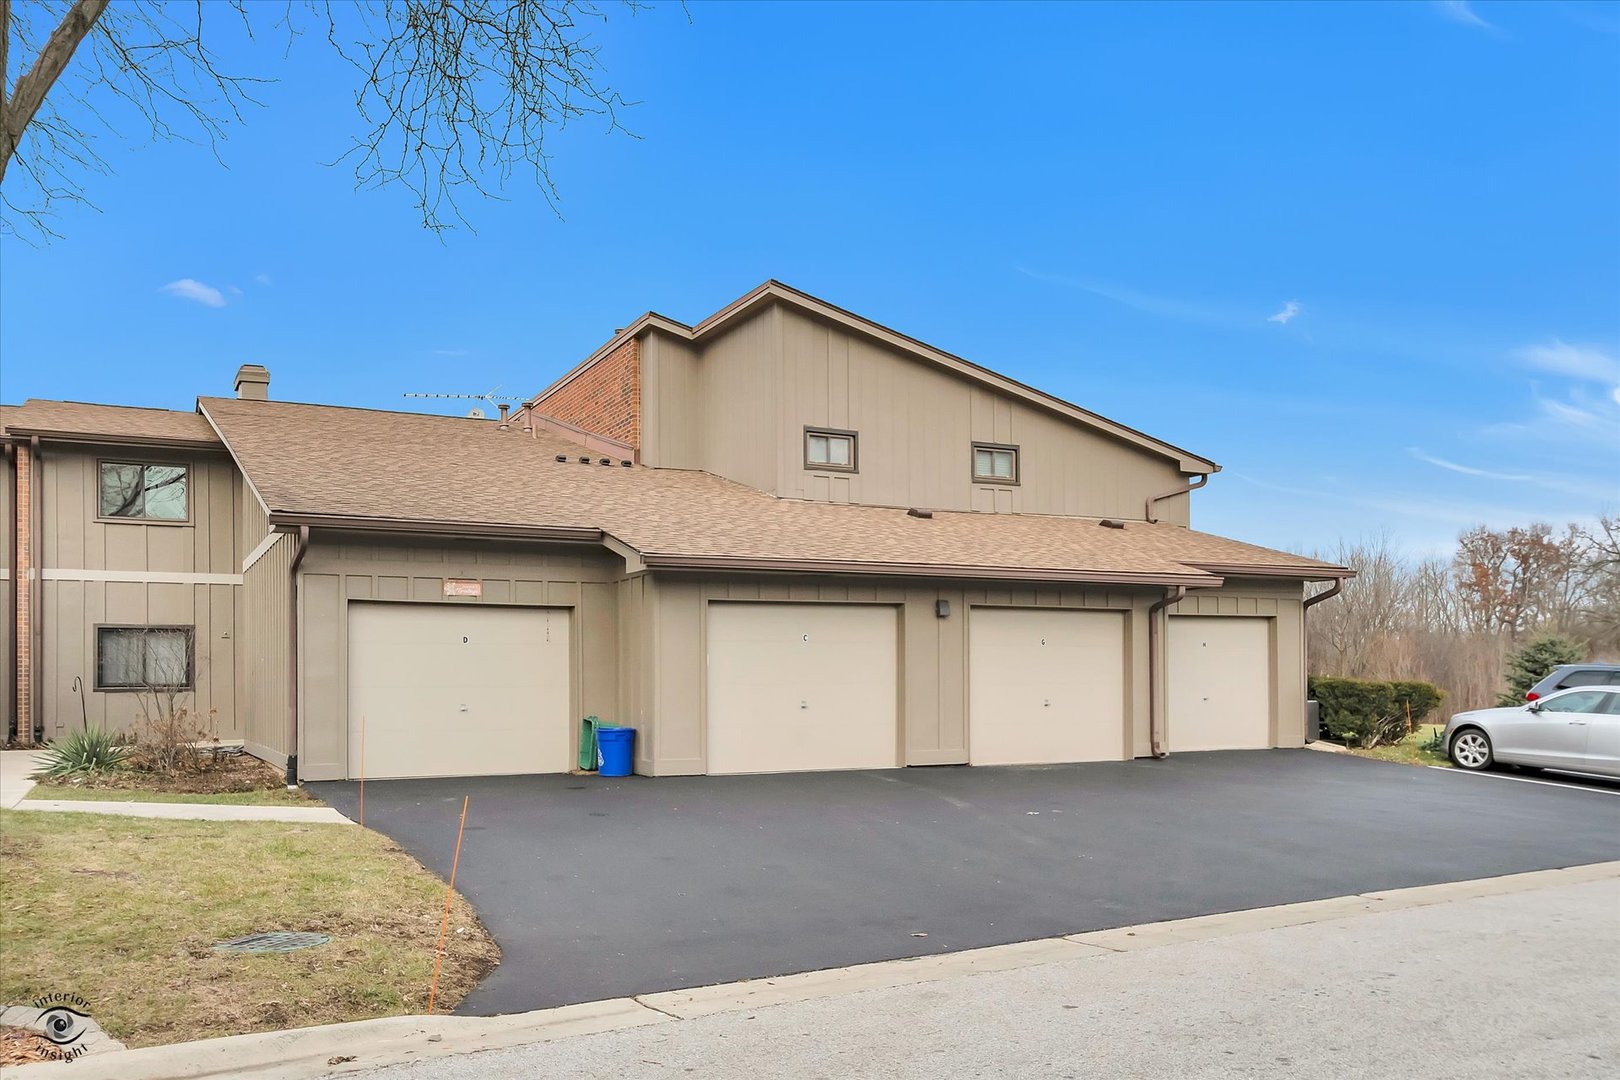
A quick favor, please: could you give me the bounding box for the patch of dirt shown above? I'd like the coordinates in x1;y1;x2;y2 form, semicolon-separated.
0;1026;58;1067
35;754;296;796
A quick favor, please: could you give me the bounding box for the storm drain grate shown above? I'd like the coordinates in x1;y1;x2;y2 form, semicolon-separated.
213;931;331;954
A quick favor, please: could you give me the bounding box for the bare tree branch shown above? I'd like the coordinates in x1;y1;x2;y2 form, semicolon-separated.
2;0;645;238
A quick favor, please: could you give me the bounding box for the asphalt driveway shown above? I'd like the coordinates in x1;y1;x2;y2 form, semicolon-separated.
309;750;1620;1016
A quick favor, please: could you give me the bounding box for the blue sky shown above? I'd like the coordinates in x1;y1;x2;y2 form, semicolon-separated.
2;0;1616;557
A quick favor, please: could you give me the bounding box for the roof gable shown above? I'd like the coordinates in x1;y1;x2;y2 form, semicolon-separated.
529;281;1218;474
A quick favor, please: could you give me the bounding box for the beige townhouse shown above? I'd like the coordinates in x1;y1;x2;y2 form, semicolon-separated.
3;281;1349;781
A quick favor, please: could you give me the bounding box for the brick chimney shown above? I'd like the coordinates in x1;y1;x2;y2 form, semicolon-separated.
234;364;270;400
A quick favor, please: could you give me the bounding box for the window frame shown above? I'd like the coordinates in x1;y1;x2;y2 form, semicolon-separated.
93;624;196;692
95;459;193;525
971;442;1021;486
803;427;859;474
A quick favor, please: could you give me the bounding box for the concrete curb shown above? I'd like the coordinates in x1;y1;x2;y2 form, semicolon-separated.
9;801;353;825
10;861;1618;1080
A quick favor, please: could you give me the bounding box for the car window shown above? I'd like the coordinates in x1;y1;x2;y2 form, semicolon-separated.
1609;671;1620;686
1540;691;1612;714
1556;669;1610;689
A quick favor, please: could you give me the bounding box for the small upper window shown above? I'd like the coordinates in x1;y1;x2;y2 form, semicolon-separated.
805;429;857;472
96;626;194;690
972;444;1019;484
99;462;188;521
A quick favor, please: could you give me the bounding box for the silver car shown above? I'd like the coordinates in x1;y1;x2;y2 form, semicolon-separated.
1444;685;1620;777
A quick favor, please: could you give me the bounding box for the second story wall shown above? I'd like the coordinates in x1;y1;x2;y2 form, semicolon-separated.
43;444;243;574
639;300;1194;523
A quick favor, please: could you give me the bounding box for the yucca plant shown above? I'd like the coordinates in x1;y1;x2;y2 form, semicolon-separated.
32;727;130;780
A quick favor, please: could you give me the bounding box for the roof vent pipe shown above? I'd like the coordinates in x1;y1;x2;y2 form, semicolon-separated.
497;403;511;429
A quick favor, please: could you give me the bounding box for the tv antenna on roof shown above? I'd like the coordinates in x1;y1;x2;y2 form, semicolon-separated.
403;385;524;422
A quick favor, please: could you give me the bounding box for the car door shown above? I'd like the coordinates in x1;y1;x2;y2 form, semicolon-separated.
1524;690;1611;769
1580;691;1620;778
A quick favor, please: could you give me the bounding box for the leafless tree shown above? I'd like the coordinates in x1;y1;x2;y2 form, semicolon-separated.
1;0;642;238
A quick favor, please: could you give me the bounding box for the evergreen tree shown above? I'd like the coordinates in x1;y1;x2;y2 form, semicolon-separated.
1498;635;1586;705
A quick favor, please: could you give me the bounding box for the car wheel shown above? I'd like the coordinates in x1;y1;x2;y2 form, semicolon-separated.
1450;728;1493;771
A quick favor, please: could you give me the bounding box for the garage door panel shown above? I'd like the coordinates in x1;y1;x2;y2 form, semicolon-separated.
707;603;898;775
1167;615;1271;752
348;603;571;779
969;608;1126;766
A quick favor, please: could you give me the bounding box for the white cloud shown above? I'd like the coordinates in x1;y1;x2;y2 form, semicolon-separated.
1016;267;1253;328
1267;300;1302;325
1407;449;1531;481
1436;1;1496;31
159;278;227;308
227;284;244;297
1514;339;1620;383
254;273;273;287
433;347;470;358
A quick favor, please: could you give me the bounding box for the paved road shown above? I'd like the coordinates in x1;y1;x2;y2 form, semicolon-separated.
309;751;1620;1016
353;878;1620;1079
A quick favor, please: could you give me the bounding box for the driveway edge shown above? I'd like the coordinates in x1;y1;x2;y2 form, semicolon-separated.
12;861;1619;1080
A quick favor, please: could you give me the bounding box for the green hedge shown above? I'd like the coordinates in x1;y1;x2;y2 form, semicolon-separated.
1308;676;1446;749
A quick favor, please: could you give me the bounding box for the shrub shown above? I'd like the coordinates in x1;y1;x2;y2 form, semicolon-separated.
1497;635;1585;705
32;727;130;780
1308;676;1446;749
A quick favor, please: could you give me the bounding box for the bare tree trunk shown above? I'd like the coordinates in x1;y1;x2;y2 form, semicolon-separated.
0;0;108;182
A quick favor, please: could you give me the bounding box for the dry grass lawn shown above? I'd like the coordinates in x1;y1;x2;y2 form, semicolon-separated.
1343;724;1450;768
0;810;499;1048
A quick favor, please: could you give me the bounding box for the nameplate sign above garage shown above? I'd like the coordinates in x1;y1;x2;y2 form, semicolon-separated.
444;579;483;598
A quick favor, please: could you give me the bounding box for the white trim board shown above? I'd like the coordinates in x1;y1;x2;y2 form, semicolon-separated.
241;531;283;573
41;569;244;586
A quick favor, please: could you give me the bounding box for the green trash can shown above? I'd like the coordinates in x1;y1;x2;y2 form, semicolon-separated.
577;716;602;771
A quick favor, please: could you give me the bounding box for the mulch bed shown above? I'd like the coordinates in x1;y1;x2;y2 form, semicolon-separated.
0;1026;59;1067
32;753;290;795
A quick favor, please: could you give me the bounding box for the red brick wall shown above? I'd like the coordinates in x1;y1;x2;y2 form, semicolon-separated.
532;338;641;451
14;444;31;744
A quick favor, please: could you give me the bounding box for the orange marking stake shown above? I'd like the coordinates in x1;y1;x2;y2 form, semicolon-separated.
428;795;470;1015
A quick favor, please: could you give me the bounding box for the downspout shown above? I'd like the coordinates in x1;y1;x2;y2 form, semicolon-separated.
4;441;15;744
1145;474;1207;524
285;525;310;788
29;436;43;744
1302;577;1344;613
1146;585;1186;759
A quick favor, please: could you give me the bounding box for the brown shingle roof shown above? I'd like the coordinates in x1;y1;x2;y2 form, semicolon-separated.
4;399;221;447
201;396;1347;585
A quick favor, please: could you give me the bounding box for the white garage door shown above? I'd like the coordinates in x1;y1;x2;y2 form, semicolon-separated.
347;603;572;779
969;608;1127;765
1167;615;1271;752
706;602;898;775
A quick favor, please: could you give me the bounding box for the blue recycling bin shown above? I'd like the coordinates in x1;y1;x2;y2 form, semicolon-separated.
596;726;635;777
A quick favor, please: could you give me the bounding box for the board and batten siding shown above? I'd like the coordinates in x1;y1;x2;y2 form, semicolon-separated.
637;574;1158;776
1167;578;1307;748
294;537;622;781
34;446;243;741
637;301;1194;523
241;530;293;765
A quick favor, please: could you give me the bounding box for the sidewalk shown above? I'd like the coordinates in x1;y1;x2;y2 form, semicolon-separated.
11;862;1618;1080
0;749;41;808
